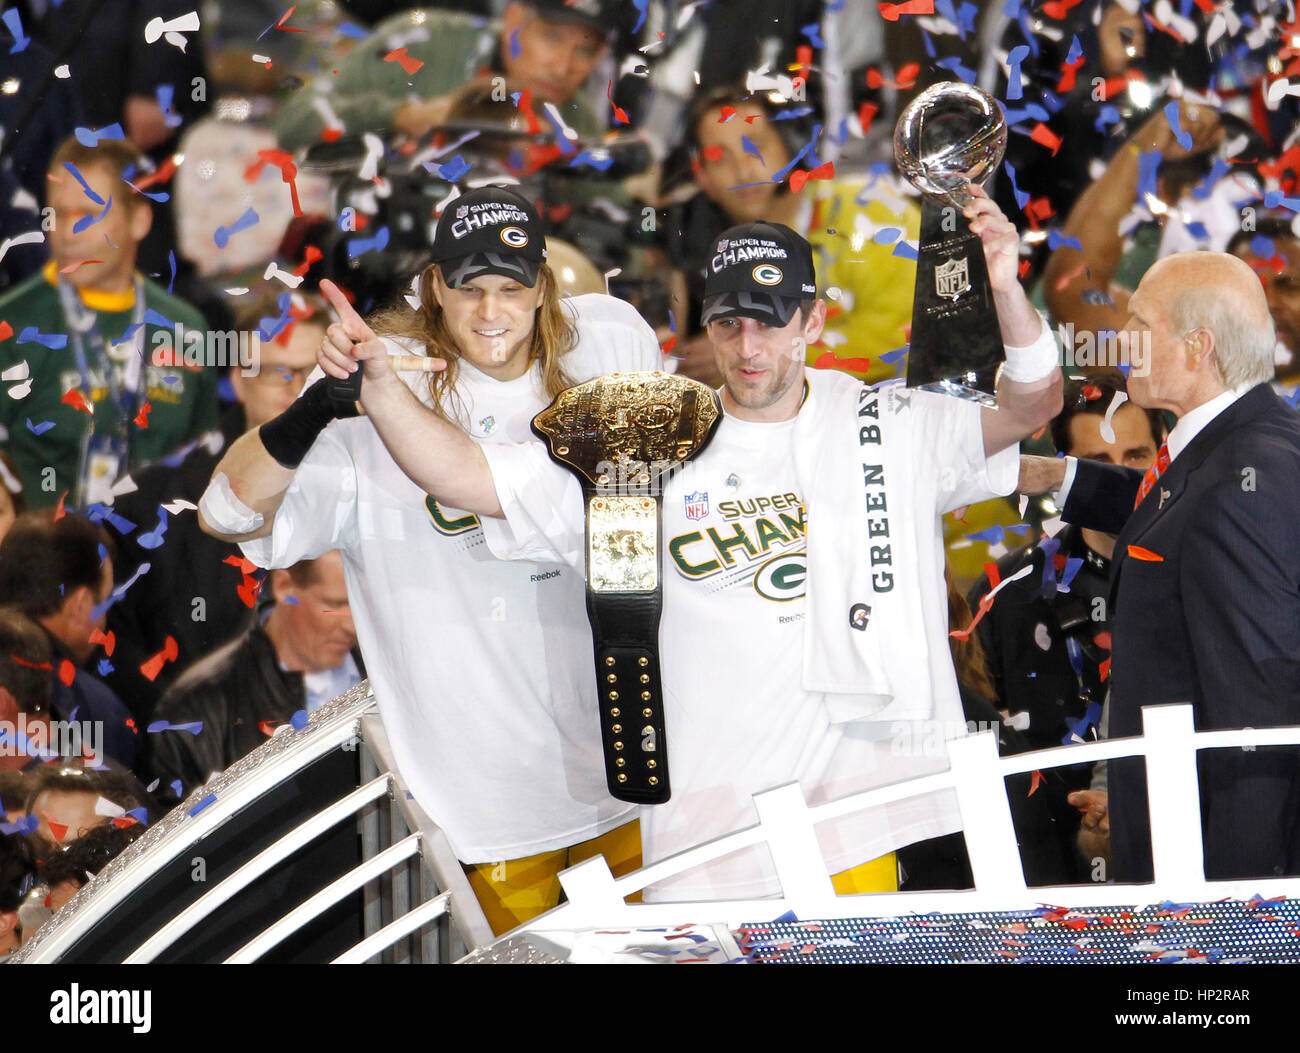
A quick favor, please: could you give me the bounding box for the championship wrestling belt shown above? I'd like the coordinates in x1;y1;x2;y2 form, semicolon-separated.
532;372;722;804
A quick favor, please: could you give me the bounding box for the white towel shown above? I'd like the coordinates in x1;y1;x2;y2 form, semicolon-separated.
796;368;1018;726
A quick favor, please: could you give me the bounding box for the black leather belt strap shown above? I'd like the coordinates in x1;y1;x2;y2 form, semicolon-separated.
532;372;722;804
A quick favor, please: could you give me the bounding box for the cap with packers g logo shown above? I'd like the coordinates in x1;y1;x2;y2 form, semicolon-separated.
701;222;818;327
431;185;547;288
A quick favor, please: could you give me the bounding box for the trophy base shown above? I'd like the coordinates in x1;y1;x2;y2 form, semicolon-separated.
906;200;1004;405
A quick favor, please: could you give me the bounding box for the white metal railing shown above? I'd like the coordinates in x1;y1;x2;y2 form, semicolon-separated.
510;703;1300;936
12;681;494;964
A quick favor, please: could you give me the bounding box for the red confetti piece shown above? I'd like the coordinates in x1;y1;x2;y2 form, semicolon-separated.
383;47;424;75
59;259;103;274
702;145;723;162
57;659;76;686
813;350;871;373
236;575;263;609
89;628;116;656
134;401;152;429
134;156;178;192
11;655;52;671
1028;769;1044;796
789;161;834;193
1041;0;1083;18
245;149;303;217
1099;657;1111;682
1029;123;1062;156
605;81;629;125
1056;55;1086;94
1093;631;1112;650
111;815;140;828
53;491;68;521
293;245;323;277
857;102;879;134
44;814;69;844
983;561;1001;590
718;105;736;122
1126;545;1164;562
0;320;11;342
516;88;541;135
878;0;934;20
660;334;677;354
1054;263;1089;291
1081;383;1102;400
61;388;93;414
259;720;282;737
321;127;342;143
1017;259;1032;279
140;636;179;682
223;555;257;575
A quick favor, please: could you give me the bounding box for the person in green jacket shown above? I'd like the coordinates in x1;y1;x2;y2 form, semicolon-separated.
0;138;217;510
272;0;619;152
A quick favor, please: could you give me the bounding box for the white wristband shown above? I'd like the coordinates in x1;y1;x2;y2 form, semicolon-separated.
198;472;265;536
1001;313;1059;383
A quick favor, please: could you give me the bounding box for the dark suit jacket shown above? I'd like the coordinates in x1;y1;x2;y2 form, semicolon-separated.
1062;385;1300;882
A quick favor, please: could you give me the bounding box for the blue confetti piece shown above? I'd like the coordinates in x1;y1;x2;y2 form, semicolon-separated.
966;526;1006;544
935;56;976;84
569;151;615;171
1191;157;1231;201
509;27;521;59
63;161;105;205
956;1;978;36
1184;220;1209;241
282;595;299;605
437;155;473;181
1016;9;1038;56
26;418;54;435
1065;34;1083;64
93;561;151;622
541;108;578;155
156;84;182;129
347;225;390;259
85;503;137;534
1006;523;1032;536
631;0;649;32
871;227;903;245
0;815;39;836
891;241;919;261
1250;235;1276;259
741;135;764;165
188;793;217;816
72;194;112;234
214;207;260;248
771;142;811;183
510;91;521;106
18;327;68;349
290;709;309;730
97;658;114;676
1118;362;1131;378
142;308;175;329
1057;556;1083;591
170;780;183;799
1003;160;1030;209
167;250;177;296
1005;45;1030;101
136;508;169;550
773;910;799;923
336;20;369;38
3;8;29;52
1003;102;1050;126
1263;190;1300;212
1093;105;1122;132
771;107;815;121
1163;101;1193;151
74;123;126;147
125;807;149;827
1136;150;1161;203
879;346;908;364
1040;89;1065;116
1047;231;1082;252
800;21;824;48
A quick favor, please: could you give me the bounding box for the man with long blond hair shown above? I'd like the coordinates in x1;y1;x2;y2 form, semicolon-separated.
199;185;661;933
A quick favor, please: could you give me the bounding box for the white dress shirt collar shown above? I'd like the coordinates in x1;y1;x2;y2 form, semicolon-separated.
1166;385;1253;462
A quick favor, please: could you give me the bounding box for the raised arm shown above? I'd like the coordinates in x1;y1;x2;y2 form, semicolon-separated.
964;184;1064;458
313;281;504;517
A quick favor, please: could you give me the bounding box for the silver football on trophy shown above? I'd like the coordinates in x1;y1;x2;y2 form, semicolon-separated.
894;82;1007;207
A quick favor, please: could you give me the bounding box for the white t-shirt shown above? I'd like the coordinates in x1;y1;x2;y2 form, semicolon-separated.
241;294;662;862
480;375;1016;900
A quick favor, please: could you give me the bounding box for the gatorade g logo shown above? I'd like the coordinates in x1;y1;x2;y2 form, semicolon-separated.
752;264;783;286
849;603;872;631
753;551;806;601
500;226;529;248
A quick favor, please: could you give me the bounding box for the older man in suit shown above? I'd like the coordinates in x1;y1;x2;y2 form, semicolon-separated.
1022;251;1300;882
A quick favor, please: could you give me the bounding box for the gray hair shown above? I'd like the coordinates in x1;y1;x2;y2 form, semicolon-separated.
1166;282;1276;391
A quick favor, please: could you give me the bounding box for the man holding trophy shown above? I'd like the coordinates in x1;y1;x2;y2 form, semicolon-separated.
312;84;1064;900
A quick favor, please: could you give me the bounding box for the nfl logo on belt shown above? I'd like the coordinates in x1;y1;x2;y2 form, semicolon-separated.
935;256;970;301
684;491;709;521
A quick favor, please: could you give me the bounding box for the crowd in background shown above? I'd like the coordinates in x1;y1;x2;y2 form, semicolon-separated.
0;0;1298;954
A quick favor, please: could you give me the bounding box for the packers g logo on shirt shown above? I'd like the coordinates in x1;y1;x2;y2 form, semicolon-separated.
753;551;806;601
752;264;783;286
500;226;530;249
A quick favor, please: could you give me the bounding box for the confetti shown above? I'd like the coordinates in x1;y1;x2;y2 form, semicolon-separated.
140;636;179;681
73;123;126;148
187;793;217;817
1126;545;1164;562
878;0;935;20
214;208;260;248
383;47;424;75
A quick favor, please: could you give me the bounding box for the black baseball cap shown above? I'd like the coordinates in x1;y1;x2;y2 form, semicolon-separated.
701;222;818;327
431;185;547;288
526;0;619;33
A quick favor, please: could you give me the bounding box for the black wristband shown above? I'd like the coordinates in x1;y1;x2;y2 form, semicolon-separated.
258;377;360;469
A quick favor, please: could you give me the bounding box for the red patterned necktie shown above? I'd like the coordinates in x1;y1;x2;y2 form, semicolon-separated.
1134;443;1170;508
